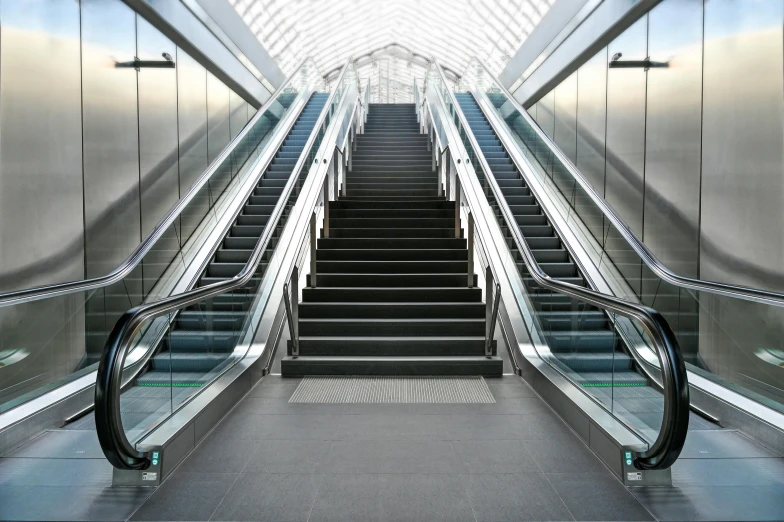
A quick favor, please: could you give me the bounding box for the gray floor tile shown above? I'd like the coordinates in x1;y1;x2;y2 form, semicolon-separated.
309;473;475;522
210;472;322;521
324;440;460;473
131;472;237;521
547;472;653;521
484;378;538;398
440;412;564;440
248;377;302;398
453;440;539;473
462;472;573;521
178;433;259;473
632;484;784;521
0;457;113;486
0;485;151;521
245;440;333;473
4;429;104;459
672;457;784;487
680;430;780;459
524;433;605;473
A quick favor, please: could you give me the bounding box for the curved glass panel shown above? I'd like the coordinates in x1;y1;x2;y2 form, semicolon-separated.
0;60;320;414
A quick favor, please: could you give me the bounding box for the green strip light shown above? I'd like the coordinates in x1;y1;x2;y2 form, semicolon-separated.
581;382;647;387
137;383;203;387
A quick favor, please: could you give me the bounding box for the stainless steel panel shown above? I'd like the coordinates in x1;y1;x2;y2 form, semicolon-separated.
535;90;555;140
644;0;702;279
553;72;577;164
698;0;784;413
177;49;209;193
137;16;180;297
605;16;647;238
701;0;784;291
177;49;209;243
207;72;231;164
82;0;143;359
230;90;249;140
0;1;84;292
0;1;85;410
82;0;141;279
575;47;607;197
604;15;647;295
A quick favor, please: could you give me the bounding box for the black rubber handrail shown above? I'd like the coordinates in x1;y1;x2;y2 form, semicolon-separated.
95;60;353;471
432;59;688;470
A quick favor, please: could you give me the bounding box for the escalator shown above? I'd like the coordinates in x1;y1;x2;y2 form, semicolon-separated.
117;93;329;430
455;92;675;435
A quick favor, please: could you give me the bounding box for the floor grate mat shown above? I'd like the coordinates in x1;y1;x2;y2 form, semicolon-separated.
289;376;496;403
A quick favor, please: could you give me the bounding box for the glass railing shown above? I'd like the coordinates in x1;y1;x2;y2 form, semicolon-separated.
461;57;784;417
0;59;321;414
95;60;359;470
427;61;687;469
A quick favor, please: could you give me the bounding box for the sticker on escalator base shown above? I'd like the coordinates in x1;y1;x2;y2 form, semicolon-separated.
142;472;158;482
626;472;643;482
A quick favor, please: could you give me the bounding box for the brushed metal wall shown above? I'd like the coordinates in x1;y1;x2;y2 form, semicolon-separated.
0;1;84;293
0;0;257;410
137;15;181;297
535;90;555;141
0;0;86;407
208;72;232;165
575;48;607;198
230;90;250;140
698;0;784;406
526;0;784;407
645;0;703;279
553;72;577;164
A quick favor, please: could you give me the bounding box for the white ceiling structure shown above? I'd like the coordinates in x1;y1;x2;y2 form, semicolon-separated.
229;0;555;102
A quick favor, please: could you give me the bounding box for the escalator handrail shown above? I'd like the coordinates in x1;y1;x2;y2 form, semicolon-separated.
94;59;353;471
467;57;784;308
0;58;315;309
433;59;689;470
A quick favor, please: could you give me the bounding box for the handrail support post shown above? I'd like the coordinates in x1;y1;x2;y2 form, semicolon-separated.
467;212;474;288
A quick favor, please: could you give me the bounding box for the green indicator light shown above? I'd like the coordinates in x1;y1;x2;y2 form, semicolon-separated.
626;459;632;466
152;459;159;466
624;451;632;459
152;452;159;459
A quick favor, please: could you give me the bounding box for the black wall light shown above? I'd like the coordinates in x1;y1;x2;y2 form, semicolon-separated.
609;52;668;71
116;52;176;71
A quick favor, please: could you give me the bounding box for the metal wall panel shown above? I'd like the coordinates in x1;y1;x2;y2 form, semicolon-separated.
535;90;555;140
0;0;86;408
605;16;647;238
701;0;784;291
177;49;209;193
575;48;607;197
0;1;84;292
81;0;141;279
698;0;784;404
553;72;577;164
177;48;209;242
230;90;249;140
207;72;231;164
644;0;703;278
81;0;142;359
137;16;180;297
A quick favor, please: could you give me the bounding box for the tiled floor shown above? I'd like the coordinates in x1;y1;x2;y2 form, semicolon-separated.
128;375;655;522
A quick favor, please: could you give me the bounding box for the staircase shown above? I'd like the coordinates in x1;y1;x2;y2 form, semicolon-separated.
455;92;667;428
281;103;503;377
